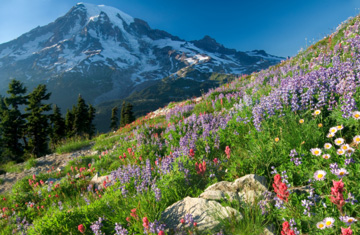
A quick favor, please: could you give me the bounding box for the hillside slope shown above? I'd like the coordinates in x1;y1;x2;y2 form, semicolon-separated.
1;14;360;235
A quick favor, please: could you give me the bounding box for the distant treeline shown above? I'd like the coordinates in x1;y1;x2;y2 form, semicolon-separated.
0;79;95;163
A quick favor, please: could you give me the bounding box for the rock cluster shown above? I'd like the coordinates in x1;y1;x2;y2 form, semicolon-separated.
161;174;273;234
0;148;97;194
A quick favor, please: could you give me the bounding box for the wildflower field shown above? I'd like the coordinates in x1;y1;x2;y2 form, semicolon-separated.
2;14;360;235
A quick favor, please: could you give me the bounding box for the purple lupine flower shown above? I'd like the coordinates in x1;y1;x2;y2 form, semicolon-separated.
301;199;314;217
148;220;166;234
212;230;224;235
90;217;105;235
83;196;90;205
58;201;63;211
270;166;277;175
114;223;128;235
329;162;339;174
345;192;358;205
274;196;286;209
345;158;355;165
184;213;194;225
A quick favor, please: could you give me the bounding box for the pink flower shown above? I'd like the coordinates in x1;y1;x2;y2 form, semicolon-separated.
195;161;206;175
158;231;165;235
281;221;295;235
78;224;85;234
180;218;185;224
341;226;353;235
143;217;149;229
225;146;231;159
189;149;195;158
273;175;289;202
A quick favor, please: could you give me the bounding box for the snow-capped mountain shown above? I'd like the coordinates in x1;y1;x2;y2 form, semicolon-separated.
0;2;284;113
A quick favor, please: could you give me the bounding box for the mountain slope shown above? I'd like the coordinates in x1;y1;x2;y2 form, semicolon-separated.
0;2;283;122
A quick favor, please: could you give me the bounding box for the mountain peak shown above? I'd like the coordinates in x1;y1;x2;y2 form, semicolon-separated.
74;2;134;26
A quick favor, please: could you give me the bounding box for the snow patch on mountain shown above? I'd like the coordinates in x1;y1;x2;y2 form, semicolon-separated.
79;2;134;26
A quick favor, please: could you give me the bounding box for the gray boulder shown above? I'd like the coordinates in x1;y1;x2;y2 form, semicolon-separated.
161;196;242;233
201;174;267;204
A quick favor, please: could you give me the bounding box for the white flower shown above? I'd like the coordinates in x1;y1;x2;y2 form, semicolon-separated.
346;147;354;155
311;148;322;156
336;125;344;130
352;111;360;120
314;110;321;116
353;135;360;144
334;138;345;146
314;170;326;181
341;144;350;151
316;221;326;230
324;217;335;228
322;154;331;159
324;143;332;149
334;168;349;178
340;216;357;226
337;149;345;155
327;133;335;138
329;127;338;134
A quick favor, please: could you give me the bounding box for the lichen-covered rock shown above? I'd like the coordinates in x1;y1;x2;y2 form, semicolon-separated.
233;174;267;192
199;190;239;202
161;196;242;233
202;174;268;204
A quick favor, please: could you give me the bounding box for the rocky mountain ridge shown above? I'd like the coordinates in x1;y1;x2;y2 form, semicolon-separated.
0;3;284;130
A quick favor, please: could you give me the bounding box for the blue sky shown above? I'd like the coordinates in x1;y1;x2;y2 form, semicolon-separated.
0;0;359;57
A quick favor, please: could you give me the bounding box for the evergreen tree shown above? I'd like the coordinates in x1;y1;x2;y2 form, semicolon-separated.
65;107;75;138
87;104;96;138
25;84;51;157
110;106;119;131
123;102;135;125
1;80;28;161
50;104;66;147
73;95;89;136
0;96;5;161
120;101;126;127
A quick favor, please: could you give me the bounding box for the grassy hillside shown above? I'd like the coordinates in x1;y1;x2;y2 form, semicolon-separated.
1;15;360;235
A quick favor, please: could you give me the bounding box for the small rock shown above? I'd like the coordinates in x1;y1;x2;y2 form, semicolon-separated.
45;178;61;184
89;173;112;190
56;167;64;172
261;224;275;235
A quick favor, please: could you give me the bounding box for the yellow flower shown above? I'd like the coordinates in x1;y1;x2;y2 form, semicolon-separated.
318;123;323;128
299;119;304;124
274;137;279;142
336;125;344;130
